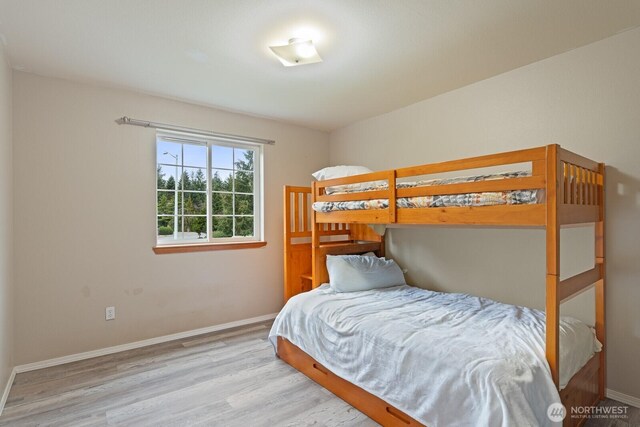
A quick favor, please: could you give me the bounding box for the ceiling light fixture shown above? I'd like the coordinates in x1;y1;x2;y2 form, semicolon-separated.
269;38;322;67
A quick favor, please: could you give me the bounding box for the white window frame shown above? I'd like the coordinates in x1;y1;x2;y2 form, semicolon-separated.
155;131;263;246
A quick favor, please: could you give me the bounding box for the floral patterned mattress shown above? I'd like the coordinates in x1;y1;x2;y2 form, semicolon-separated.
312;171;542;213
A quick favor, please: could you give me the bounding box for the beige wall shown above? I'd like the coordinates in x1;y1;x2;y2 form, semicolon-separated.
12;72;328;364
0;43;13;393
330;28;640;399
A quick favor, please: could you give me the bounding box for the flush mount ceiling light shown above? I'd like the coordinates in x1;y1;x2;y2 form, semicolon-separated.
269;38;322;67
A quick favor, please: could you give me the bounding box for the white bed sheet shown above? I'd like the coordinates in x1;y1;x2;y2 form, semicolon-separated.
269;285;600;427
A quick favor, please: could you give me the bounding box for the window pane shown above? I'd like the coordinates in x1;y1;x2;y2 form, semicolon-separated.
179;167;207;191
211;169;232;192
157;141;181;166
212;216;233;238
157;165;166;189
212;192;233;215
182;144;207;168
234;148;254;171
157;216;175;242
157;191;176;215
235;171;253;193
183;192;207;215
212;145;233;169
235;216;254;237
157;164;179;190
183;216;207;240
159;216;204;241
235;194;253;215
158;216;208;242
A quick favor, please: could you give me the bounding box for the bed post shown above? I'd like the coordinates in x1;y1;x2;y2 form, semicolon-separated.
595;163;606;399
311;181;321;288
546;144;560;388
284;186;292;300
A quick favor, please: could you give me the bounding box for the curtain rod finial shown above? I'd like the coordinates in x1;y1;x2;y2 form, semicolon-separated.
115;116;130;125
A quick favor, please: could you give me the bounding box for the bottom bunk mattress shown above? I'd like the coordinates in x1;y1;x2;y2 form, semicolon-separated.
268;285;601;427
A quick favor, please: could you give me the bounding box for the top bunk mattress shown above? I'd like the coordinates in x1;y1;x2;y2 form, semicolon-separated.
269;284;601;426
313;170;543;213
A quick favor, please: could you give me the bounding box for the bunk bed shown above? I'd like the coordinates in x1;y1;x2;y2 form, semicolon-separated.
279;144;605;427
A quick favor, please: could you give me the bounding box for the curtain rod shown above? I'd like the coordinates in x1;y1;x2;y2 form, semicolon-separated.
115;116;275;145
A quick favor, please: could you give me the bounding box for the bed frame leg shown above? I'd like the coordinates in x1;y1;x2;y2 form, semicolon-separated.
595;163;606;400
546;144;560;388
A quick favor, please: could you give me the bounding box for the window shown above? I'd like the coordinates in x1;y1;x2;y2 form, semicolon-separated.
156;132;262;246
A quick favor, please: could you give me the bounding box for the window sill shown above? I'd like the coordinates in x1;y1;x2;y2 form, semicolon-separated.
153;241;267;254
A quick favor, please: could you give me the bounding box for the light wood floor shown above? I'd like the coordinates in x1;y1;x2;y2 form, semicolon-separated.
0;321;637;426
0;321;375;426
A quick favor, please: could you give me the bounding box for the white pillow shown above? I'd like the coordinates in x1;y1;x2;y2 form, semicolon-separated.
327;255;406;293
312;165;373;181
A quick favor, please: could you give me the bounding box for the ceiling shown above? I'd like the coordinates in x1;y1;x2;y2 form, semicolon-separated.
1;1;639;131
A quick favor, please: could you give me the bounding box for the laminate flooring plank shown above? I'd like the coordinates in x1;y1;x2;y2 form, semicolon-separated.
114;340;227;372
181;324;269;348
583;399;640;427
197;376;334;427
278;399;379;427
105;381;233;426
106;360;292;425
120;401;231;427
225;369;310;409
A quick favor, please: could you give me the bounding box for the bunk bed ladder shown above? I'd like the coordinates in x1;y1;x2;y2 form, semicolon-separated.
285;186;381;298
283;186;314;301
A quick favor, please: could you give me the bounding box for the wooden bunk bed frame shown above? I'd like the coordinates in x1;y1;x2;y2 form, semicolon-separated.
282;144;605;427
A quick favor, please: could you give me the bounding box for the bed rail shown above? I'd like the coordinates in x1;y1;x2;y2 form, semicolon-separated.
557;147;604;225
395;145;547;176
313;146;552;226
313;170;396;223
312;145;605;229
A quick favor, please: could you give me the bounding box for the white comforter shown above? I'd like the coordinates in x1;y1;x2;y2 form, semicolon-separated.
269;285;600;427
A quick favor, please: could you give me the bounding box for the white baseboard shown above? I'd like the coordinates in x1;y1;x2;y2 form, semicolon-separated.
0;367;16;417
14;312;278;374
606;388;640;408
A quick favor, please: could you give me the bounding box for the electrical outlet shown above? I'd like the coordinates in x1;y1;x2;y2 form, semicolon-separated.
105;306;116;321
